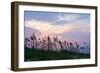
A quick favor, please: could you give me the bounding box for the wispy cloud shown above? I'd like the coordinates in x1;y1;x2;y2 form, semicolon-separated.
25;18;90;34
56;13;81;22
25;19;71;34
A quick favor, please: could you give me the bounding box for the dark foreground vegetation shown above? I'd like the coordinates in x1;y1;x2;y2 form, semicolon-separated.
25;48;90;61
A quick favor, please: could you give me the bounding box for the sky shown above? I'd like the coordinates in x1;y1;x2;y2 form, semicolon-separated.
24;11;90;44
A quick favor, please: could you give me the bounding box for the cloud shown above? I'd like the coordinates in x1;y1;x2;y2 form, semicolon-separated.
57;13;81;22
25;18;90;35
25;19;72;35
25;19;90;43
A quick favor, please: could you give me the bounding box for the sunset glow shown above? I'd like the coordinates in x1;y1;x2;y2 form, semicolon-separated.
24;11;90;43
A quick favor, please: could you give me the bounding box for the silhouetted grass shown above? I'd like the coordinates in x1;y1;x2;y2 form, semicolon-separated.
24;48;90;61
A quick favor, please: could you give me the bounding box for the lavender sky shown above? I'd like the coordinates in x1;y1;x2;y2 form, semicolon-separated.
24;11;90;44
